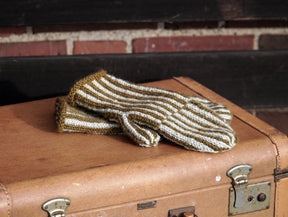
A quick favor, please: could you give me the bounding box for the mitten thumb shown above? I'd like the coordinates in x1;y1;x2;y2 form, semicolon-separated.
117;113;160;147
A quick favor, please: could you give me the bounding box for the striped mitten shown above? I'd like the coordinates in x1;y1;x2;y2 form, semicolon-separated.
68;70;237;153
55;97;160;147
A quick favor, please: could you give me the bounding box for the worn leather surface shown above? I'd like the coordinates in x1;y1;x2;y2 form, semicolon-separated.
0;77;286;216
275;176;288;217
67;176;275;217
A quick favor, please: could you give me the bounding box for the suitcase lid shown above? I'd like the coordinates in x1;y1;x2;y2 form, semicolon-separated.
0;77;287;215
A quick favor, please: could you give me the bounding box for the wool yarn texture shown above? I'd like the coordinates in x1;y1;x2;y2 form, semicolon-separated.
67;70;237;153
55;97;161;147
55;97;122;134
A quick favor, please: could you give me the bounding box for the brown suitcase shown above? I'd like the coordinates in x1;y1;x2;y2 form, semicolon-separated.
1;77;288;217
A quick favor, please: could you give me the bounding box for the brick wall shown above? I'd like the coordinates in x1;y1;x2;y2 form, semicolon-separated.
1;21;288;57
1;21;288;134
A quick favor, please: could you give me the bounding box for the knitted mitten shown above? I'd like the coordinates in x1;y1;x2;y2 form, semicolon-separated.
68;70;237;153
55;97;160;147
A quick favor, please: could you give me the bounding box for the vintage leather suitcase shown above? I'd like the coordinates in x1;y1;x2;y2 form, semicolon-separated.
1;77;288;217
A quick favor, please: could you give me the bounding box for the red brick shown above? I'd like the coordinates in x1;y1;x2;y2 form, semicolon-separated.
256;111;288;135
74;41;126;55
0;27;26;37
133;35;254;53
34;23;157;33
0;41;67;57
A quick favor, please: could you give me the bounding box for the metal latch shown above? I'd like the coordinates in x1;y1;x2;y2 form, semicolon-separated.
227;164;252;208
42;198;71;217
227;164;271;216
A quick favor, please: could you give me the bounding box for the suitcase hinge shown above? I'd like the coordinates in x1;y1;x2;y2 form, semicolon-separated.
42;198;71;217
227;164;271;216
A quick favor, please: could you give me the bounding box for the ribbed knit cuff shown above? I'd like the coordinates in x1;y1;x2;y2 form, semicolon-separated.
55;97;122;134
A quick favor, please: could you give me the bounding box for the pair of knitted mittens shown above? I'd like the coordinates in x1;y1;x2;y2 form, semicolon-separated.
56;70;237;153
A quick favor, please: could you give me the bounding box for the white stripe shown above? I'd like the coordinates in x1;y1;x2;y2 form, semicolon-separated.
66;110;103;120
86;83;174;115
65;118;119;128
186;103;232;129
211;108;231;113
121;115;150;145
101;76;186;108
164;116;234;143
162;119;232;149
187;101;233;121
76;89;166;119
177;109;233;135
176;109;220;129
217;114;232;121
66;111;88;118
75;101;162;126
193;100;232;117
141;127;157;143
189;97;211;104
135;126;160;147
66;108;111;121
167;114;207;130
66;105;98;118
63;129;79;133
107;74;188;101
159;125;216;153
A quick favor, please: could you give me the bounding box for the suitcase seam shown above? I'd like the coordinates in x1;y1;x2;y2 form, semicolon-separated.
0;183;11;217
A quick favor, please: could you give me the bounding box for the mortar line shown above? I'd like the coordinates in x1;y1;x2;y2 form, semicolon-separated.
1;28;288;43
66;38;74;55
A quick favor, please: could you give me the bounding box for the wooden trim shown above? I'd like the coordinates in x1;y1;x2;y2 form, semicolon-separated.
0;50;288;107
1;0;288;27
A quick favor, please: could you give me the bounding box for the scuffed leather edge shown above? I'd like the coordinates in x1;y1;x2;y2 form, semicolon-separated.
0;183;11;217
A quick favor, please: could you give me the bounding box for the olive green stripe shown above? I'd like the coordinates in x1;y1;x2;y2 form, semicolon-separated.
65;114;116;124
176;110;234;142
74;91;165;123
60;124;122;134
160;123;228;152
103;74;186;107
118;117;157;147
185;100;229;129
169;112;234;142
178;108;217;129
68;69;107;106
128;113;160;129
105;74;187;103
166;120;229;149
164;118;232;145
159;130;200;152
94;78;181;112
80;84;166;116
88;82;174;116
92;79;177;114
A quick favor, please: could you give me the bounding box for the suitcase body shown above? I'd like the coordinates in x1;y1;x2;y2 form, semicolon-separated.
1;77;288;217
